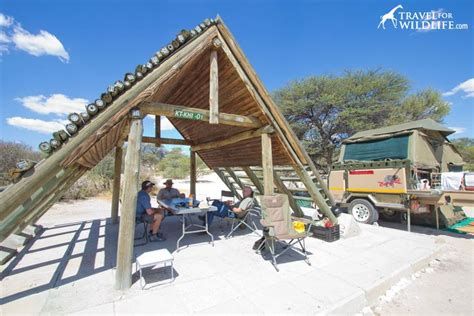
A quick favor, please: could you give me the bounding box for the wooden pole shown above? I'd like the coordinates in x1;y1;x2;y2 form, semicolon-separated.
141;137;190;146
111;146;123;224
242;167;264;195
17;168;87;233
155;115;161;147
190;150;196;196
435;206;440;230
261;133;274;195
140;102;261;129
115;114;142;290
0;167;79;242
209;49;219;124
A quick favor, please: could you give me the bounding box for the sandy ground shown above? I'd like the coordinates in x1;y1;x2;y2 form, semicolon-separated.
365;220;474;315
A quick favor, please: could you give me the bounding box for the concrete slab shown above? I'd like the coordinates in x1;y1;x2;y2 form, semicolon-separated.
0;197;446;315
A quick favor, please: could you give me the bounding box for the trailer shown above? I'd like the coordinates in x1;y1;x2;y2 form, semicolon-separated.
328;119;473;231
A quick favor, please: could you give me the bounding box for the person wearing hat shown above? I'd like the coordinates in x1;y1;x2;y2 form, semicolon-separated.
157;179;185;201
136;180;166;242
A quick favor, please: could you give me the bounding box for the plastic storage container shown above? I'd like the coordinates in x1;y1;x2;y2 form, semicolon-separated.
311;224;340;242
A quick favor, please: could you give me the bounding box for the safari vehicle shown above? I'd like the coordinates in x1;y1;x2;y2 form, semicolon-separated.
328;119;473;229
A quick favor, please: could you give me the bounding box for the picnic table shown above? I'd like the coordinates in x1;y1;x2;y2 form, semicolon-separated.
157;198;217;251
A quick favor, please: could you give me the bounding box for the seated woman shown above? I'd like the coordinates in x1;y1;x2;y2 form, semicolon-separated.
203;186;255;226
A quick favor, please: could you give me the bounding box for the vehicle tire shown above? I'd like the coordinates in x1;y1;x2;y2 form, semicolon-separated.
349;199;378;224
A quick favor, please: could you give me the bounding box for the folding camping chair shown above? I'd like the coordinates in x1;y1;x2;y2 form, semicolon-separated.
225;201;261;239
256;194;311;271
134;216;149;246
221;190;235;203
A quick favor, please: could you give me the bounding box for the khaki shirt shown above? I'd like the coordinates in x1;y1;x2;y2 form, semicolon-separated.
235;197;254;211
157;188;181;200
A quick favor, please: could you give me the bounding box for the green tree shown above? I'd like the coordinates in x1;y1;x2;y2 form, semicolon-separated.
273;70;450;171
196;155;211;178
451;138;474;171
389;88;450;123
273;70;408;170
141;144;166;170
156;147;190;179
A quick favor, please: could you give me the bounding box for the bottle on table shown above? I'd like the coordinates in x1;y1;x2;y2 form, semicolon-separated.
188;194;194;207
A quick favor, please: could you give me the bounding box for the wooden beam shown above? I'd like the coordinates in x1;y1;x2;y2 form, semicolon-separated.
190;150;196;196
293;166;337;224
18;168;87;233
111;146;122;224
115;115;142;290
155;115;161;147
213;168;242;200
273;171;303;217
209;49;219;124
192;125;273;152
0;167;78;242
0;27;218;223
224;168;244;190
139;101;262;129
261;133;274;195
142;136;190;146
242;167;264;195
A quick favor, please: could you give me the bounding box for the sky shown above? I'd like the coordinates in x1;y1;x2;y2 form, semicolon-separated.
0;0;473;152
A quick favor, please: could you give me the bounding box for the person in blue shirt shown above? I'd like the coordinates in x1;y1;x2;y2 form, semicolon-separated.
136;180;166;242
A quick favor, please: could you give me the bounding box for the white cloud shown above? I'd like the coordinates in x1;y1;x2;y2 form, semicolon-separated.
161;117;175;130
0;31;10;43
0;13;13;27
0;12;69;62
443;78;474;98
449;127;466;135
15;94;88;116
0;31;10;54
6;117;68;134
11;26;69;62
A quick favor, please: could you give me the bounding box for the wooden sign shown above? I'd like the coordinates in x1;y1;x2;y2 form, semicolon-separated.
174;110;204;121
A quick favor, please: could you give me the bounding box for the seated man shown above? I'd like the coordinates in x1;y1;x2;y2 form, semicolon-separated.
204;186;255;227
136;180;166;242
157;179;185;201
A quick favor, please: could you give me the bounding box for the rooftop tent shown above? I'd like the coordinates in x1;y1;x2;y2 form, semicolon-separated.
346;118;456;141
0;17;337;289
343;134;409;161
339;119;465;171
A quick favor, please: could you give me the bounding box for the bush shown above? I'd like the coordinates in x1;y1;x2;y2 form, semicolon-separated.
0;141;41;186
61;150;116;200
61;172;111;200
156;147;190;179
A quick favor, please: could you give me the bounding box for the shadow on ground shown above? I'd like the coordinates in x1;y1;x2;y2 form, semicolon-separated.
0;212;286;305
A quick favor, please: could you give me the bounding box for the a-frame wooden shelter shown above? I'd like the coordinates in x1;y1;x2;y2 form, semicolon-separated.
0;16;336;289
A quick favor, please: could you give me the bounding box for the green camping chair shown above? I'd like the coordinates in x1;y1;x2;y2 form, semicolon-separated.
257;194;311;271
225;200;261;239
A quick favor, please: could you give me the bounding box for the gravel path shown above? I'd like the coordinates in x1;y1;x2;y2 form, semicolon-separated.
367;221;474;315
